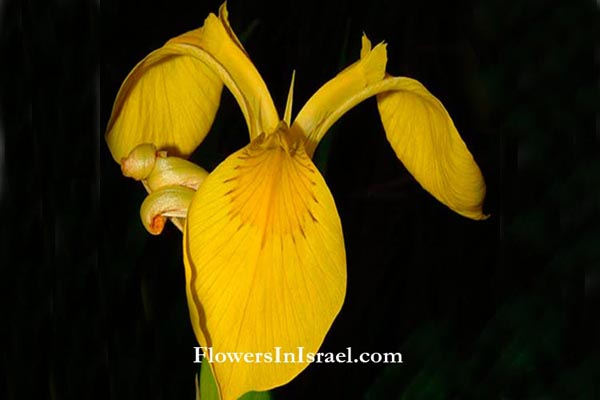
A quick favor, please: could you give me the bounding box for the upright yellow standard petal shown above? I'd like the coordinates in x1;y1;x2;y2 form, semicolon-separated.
291;34;387;155
184;124;346;400
105;34;223;162
377;77;487;220
169;3;280;139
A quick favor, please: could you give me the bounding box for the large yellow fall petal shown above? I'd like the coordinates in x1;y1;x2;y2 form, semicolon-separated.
105;37;223;163
184;124;346;400
376;77;487;220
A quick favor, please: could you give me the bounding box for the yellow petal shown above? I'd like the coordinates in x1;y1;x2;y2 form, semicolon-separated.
105;32;223;163
106;3;279;163
377;77;487;220
291;34;387;155
283;70;296;126
184;124;346;400
168;3;279;140
359;34;372;58
292;34;486;219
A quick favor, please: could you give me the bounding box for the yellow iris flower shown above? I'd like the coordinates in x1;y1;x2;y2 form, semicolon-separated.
105;3;487;399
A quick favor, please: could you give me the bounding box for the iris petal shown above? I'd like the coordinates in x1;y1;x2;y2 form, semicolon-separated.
291;34;387;155
377;77;487;220
106;3;279;163
292;35;486;219
184;127;346;400
168;4;279;139
105;38;223;162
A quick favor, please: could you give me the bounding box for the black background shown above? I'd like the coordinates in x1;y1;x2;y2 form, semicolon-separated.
1;0;598;399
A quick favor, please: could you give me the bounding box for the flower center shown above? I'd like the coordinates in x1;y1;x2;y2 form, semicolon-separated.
220;123;321;244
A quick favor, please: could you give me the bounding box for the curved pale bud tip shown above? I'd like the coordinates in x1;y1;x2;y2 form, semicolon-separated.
145;157;209;192
140;186;196;235
120;143;158;181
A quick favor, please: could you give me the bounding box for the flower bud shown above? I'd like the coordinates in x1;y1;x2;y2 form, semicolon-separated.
146;157;209;192
139;185;195;235
120;143;158;181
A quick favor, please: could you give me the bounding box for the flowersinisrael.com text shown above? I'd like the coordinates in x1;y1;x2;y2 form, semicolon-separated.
193;347;403;364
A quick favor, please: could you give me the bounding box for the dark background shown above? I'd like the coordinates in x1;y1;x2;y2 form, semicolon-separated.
1;0;598;399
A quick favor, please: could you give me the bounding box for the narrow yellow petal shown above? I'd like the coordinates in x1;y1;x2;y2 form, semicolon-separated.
168;4;279;139
377;77;487;219
185;125;346;400
360;33;372;58
105;32;223;163
291;36;387;155
283;70;296;126
217;2;248;54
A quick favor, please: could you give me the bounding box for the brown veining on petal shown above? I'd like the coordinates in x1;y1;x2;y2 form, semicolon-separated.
220;122;322;243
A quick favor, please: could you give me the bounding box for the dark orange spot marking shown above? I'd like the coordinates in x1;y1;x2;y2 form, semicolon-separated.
150;216;166;235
